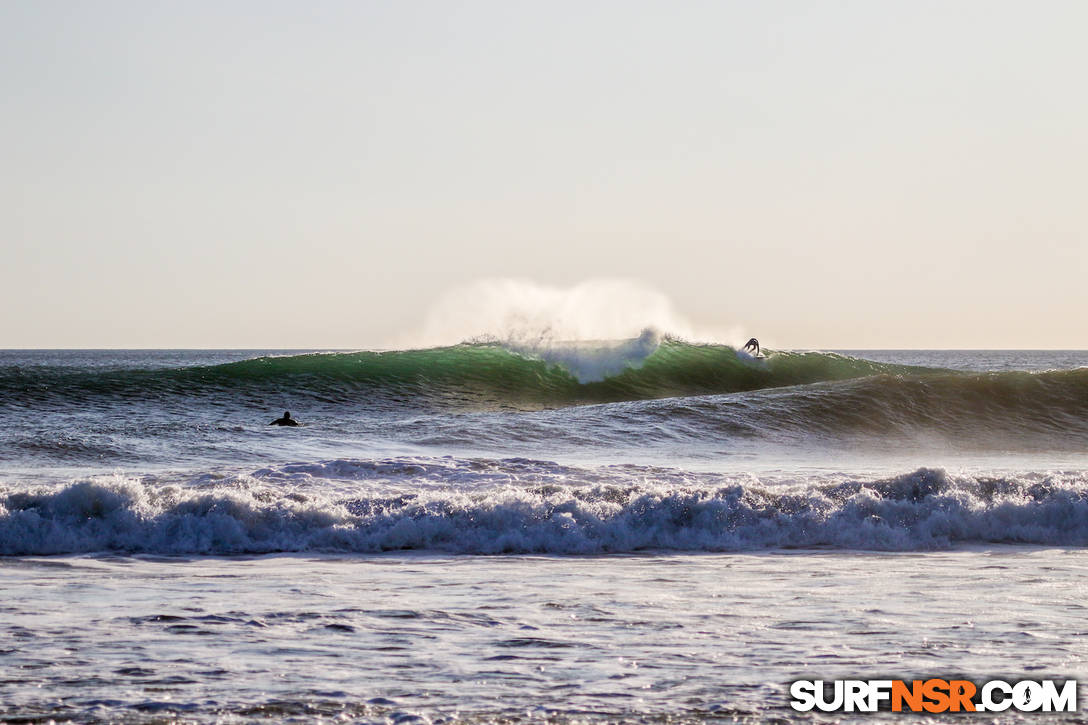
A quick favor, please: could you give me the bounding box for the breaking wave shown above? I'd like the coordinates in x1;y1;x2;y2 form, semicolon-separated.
2;338;1086;451
0;335;933;410
3;460;1088;555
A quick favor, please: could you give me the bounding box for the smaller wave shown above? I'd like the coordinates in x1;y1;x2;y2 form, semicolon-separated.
3;462;1088;555
9;432;138;464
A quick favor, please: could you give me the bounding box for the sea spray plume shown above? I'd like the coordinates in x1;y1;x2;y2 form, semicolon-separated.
405;277;746;382
412;278;726;348
506;328;664;383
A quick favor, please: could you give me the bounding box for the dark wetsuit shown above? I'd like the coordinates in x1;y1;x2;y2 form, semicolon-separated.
270;413;299;427
743;338;761;356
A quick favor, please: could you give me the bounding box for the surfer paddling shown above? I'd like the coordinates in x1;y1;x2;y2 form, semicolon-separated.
269;411;299;427
742;338;761;356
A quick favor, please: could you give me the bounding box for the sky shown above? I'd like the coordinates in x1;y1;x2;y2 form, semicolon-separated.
2;0;1086;349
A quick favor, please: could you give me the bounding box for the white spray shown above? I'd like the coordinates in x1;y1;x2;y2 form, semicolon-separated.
400;278;742;382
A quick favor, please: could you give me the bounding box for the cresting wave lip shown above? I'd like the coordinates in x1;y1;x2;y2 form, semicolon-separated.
0;337;937;410
3;463;1088;556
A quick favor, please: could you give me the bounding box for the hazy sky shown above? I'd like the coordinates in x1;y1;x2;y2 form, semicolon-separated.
3;0;1086;348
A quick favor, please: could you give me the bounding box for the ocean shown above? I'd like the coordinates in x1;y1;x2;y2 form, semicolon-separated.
2;341;1087;723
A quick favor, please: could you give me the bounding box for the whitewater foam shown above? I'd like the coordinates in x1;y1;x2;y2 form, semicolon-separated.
4;461;1088;556
505;328;664;382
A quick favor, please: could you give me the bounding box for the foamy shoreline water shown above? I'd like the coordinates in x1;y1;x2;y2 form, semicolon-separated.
3;547;1086;723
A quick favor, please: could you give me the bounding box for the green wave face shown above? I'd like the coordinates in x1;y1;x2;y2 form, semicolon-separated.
3;342;1087;448
198;340;922;409
1;339;918;410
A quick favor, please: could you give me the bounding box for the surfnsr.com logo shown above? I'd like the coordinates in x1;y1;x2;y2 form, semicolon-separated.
789;679;1077;713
